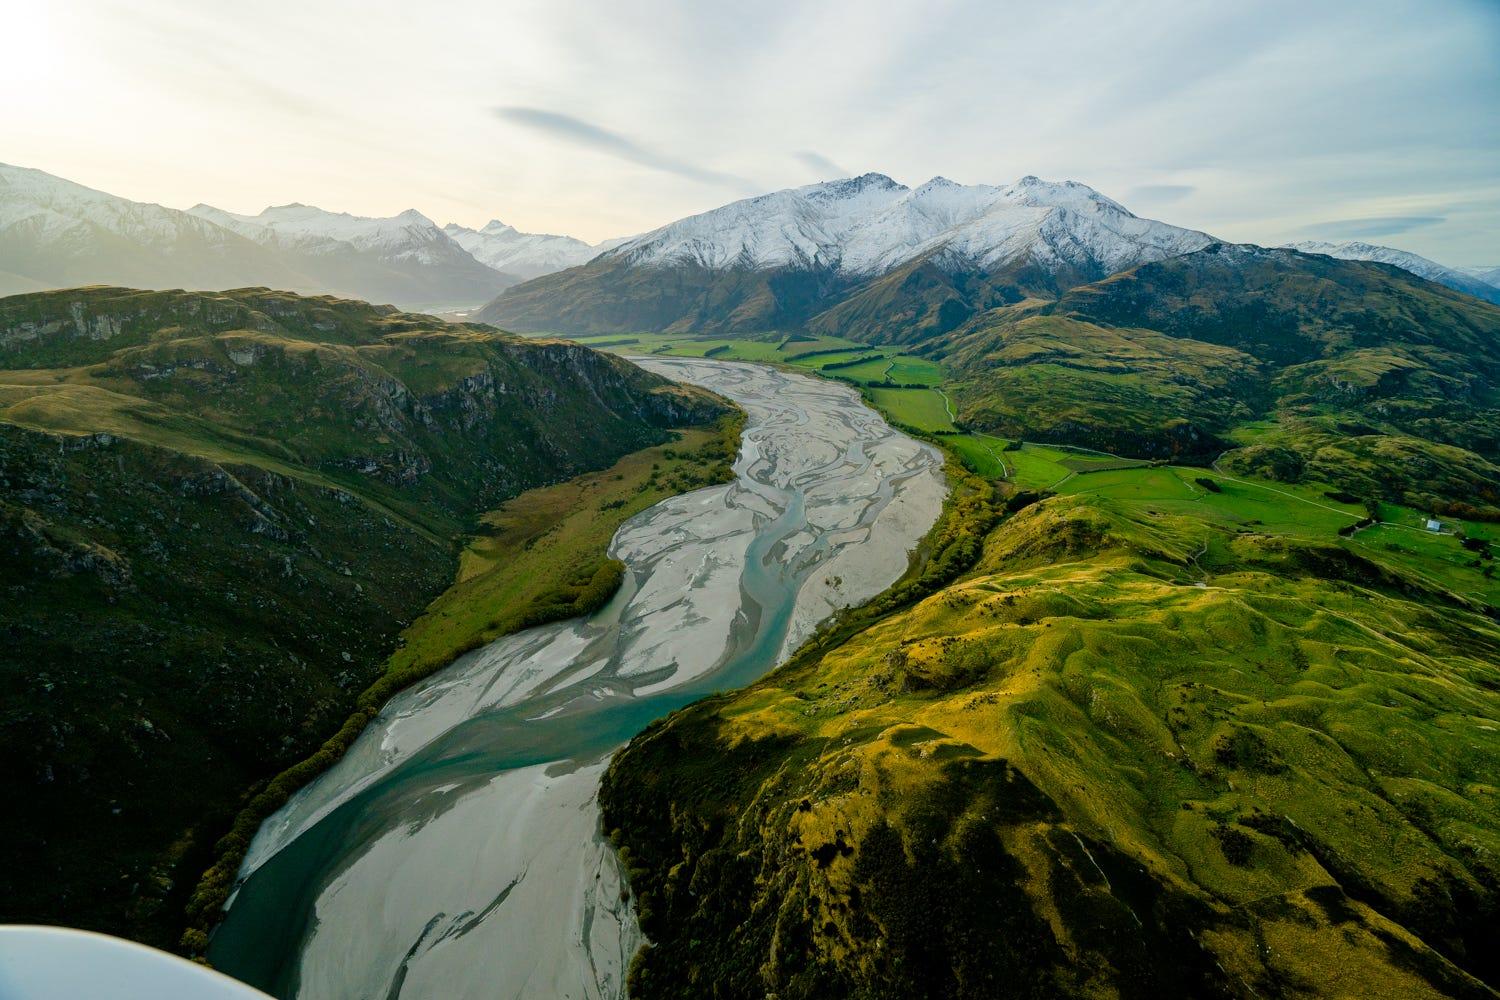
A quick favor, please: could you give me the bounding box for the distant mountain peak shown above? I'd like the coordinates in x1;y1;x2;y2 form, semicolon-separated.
803;173;907;203
443;218;602;280
1282;239;1500;304
916;175;961;191
0;163;515;308
599;172;1209;276
481;171;1218;339
845;171;903;189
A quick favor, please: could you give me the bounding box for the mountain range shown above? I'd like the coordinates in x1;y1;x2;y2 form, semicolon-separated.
1461;264;1500;287
1284;239;1500;305
5;161;1495;325
443;220;624;280
477;173;1500;339
568;193;1500;1000
0;164;613;310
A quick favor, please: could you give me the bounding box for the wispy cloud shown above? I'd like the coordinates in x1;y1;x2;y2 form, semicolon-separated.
1298;215;1446;238
794;151;848;179
12;1;1498;256
492;106;755;192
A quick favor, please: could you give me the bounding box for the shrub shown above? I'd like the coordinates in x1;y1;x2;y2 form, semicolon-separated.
1212;823;1255;867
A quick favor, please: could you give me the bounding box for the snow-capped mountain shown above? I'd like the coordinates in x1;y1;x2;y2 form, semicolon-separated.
185;202;519;306
0;163;519;309
192;204;466;264
443;221;615;280
1458;264;1500;289
1284;240;1500;305
0;162;317;298
608;173;1212;275
478;173;1216;340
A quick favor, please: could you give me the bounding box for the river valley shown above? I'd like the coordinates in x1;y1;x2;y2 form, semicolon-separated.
207;358;947;999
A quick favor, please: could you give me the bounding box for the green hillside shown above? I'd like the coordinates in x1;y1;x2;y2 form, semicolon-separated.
591;251;1500;996
943;246;1500;516
603;480;1500;999
0;286;726;947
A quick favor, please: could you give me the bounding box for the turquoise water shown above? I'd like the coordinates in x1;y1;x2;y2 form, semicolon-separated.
211;495;811;995
206;359;940;998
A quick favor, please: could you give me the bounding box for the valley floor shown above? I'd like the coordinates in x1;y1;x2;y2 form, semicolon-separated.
551;331;1500;999
182;414;744;951
579;331;1500;610
204;360;946;999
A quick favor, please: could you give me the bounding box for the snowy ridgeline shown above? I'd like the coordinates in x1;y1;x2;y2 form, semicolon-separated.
0;162;610;300
1283;240;1500;303
4;160;1496;304
599;172;1216;276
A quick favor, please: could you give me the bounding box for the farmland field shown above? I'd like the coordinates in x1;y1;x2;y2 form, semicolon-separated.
867;386;955;432
571;330;1500;605
567;332;944;389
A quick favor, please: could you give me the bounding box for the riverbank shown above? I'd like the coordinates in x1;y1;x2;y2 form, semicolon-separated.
205;359;946;999
181;410;743;954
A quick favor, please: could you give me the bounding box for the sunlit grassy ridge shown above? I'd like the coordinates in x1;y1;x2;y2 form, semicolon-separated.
603;484;1500;999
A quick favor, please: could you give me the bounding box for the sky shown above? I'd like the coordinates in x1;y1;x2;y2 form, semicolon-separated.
5;0;1498;263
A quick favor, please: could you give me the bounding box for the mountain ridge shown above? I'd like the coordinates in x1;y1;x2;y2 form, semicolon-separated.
1284;239;1500;304
940;242;1500;515
0;165;537;310
476;173;1218;339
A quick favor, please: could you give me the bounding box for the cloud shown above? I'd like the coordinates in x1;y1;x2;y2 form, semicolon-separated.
1128;184;1196;205
1297;215;1446;238
492;106;755;192
794;151;848;179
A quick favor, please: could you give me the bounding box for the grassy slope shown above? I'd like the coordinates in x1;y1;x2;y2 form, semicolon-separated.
574;331;958;442
0;286;728;949
392;419;739;673
868;386;956;433
596;350;1500;998
942;247;1500;513
570;330;945;387
602;482;1500;999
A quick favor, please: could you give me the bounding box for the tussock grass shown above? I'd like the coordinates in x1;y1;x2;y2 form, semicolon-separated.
603;484;1500;998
